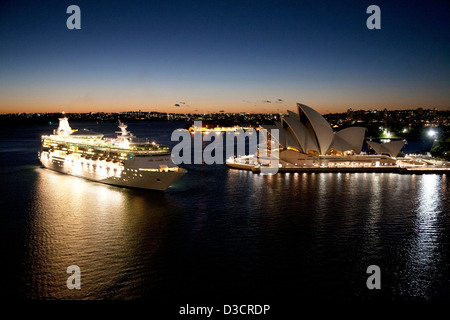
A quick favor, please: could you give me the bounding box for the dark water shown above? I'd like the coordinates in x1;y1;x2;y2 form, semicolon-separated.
1;122;449;304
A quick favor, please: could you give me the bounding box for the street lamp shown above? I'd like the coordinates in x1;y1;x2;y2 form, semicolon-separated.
427;129;437;138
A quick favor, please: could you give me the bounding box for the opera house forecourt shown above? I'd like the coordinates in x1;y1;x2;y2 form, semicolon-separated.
226;103;450;174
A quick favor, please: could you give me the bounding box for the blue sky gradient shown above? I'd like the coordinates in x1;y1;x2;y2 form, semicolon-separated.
1;0;449;113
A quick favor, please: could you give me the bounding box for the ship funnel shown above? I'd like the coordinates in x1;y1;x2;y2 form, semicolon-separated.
57;117;73;136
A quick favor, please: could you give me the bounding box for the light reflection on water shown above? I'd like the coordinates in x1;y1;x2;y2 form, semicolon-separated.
8;164;450;300
3;122;448;300
222;170;449;299
397;174;444;298
25;168;172;299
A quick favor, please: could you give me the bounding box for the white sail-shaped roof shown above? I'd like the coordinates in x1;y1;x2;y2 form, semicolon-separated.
329;127;366;153
283;110;319;153
260;124;284;147
285;129;302;150
297;103;334;155
261;122;291;149
262;103;381;157
366;140;406;157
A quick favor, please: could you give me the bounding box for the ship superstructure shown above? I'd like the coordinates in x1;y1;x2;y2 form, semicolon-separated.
39;117;186;191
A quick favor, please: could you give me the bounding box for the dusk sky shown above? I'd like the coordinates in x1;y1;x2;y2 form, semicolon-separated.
1;0;449;114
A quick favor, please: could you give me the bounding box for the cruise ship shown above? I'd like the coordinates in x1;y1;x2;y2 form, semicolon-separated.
39;117;187;191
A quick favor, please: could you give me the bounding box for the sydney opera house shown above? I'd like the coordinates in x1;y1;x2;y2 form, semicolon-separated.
226;103;450;173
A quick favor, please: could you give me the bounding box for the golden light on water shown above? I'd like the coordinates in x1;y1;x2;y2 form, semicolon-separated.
26;168;171;299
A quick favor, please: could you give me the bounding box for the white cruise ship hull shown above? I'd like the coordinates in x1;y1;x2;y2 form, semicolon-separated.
39;151;186;191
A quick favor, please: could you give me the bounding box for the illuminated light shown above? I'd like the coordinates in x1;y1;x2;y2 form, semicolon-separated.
428;129;437;138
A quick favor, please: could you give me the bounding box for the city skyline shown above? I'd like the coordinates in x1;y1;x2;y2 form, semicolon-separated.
1;0;449;114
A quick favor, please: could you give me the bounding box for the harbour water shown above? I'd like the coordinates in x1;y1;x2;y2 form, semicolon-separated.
1;121;449;302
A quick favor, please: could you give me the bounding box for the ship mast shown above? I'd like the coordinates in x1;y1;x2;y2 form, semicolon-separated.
115;120;134;148
55;112;73;136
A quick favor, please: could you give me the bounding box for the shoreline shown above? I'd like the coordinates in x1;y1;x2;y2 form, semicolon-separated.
226;162;450;174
